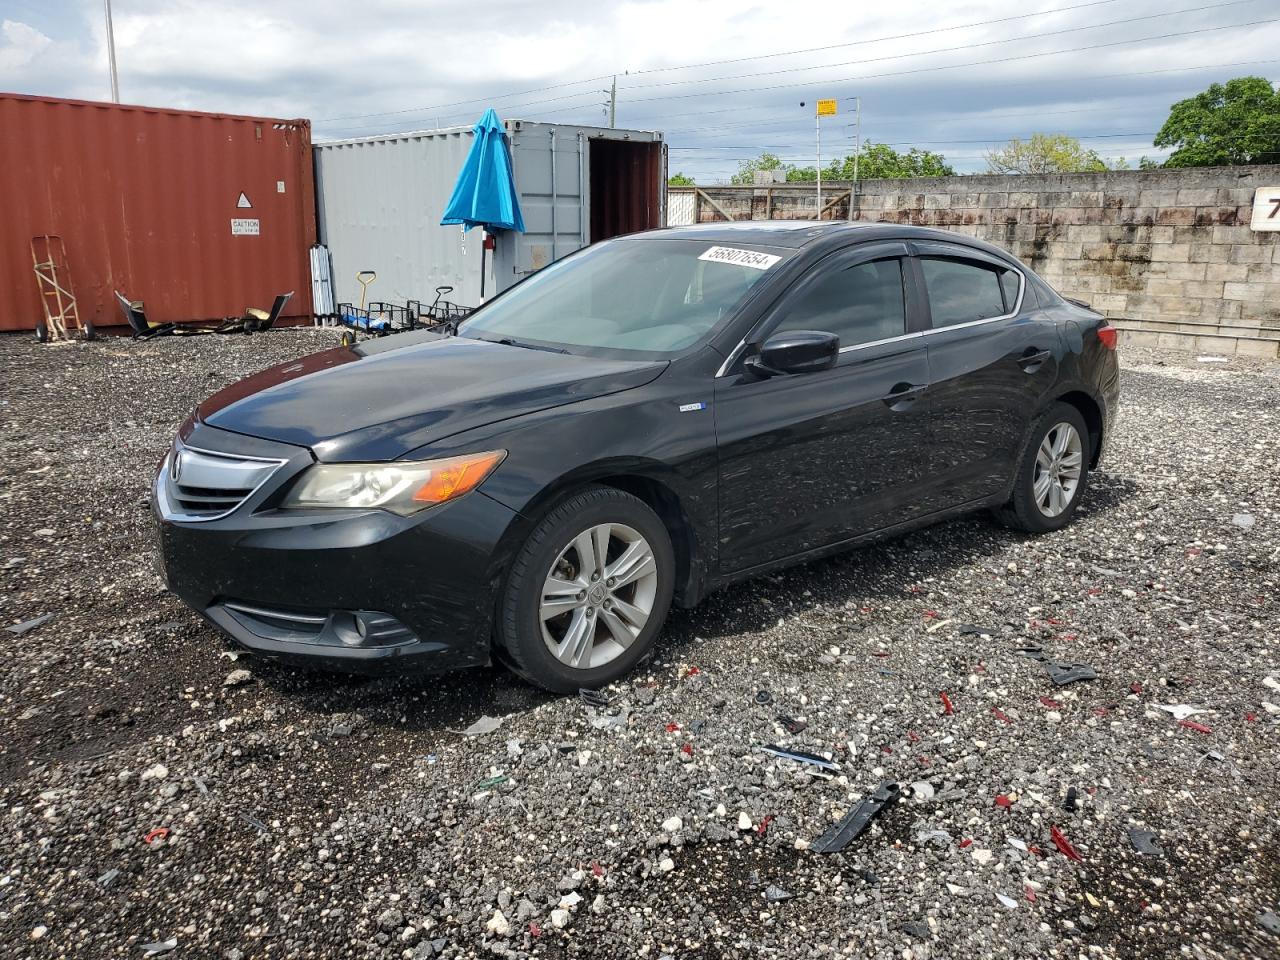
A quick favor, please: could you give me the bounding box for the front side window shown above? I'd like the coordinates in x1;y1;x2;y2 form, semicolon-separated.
773;258;906;347
458;238;788;357
920;257;1020;327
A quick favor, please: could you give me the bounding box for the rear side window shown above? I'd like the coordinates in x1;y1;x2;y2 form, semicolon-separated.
774;258;906;347
920;257;1020;327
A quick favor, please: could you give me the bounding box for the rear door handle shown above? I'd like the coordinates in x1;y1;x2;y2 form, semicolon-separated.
881;382;927;409
1020;349;1052;372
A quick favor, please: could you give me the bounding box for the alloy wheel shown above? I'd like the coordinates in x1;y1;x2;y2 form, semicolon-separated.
1033;421;1084;518
539;522;658;670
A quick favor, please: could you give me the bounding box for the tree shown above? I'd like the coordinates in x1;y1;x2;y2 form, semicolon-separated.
984;133;1108;174
667;172;695;186
730;152;789;185
826;142;954;179
1154;76;1280;167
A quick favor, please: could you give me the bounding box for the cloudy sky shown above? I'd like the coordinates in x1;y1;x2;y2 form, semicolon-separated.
3;0;1278;181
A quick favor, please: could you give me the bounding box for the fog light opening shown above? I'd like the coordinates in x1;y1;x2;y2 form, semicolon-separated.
332;612;364;647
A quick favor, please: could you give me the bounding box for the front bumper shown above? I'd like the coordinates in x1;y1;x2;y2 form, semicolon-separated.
153;422;518;674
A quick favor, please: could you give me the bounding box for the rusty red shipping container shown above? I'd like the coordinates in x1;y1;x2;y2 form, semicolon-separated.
0;92;316;333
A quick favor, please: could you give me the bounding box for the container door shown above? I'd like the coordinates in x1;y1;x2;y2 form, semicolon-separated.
497;126;586;293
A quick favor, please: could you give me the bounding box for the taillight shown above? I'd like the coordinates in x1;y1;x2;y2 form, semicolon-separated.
1096;324;1118;350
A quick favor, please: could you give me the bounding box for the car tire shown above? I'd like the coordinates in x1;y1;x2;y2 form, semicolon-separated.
994;402;1091;534
496;486;675;693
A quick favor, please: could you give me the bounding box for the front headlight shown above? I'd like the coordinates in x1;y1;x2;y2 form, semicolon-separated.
281;450;506;515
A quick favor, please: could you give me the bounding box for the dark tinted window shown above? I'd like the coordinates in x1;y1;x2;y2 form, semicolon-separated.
920;257;1017;326
775;258;906;346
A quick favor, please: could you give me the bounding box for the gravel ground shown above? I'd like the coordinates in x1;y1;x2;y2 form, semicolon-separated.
1;329;1278;960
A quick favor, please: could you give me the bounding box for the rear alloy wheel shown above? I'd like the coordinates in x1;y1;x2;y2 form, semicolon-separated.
498;487;674;692
994;401;1091;533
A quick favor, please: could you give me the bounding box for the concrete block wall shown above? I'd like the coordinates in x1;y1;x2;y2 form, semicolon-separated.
675;167;1280;357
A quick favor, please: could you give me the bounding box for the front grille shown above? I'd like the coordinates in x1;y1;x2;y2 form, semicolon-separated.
161;443;286;521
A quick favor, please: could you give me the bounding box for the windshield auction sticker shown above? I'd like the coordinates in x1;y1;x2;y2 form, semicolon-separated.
698;246;781;270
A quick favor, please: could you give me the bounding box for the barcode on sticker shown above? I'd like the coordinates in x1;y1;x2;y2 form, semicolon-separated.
698;246;781;270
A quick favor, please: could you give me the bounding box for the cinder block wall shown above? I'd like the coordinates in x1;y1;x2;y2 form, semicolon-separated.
674;167;1280;357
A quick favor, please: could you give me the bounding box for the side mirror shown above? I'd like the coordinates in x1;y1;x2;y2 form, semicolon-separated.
744;330;840;378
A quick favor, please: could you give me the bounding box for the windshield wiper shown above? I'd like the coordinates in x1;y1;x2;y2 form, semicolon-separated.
488;337;568;354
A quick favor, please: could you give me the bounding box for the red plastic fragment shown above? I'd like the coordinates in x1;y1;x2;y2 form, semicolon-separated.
529;921;542;937
1093;708;1109;717
591;861;604;877
664;722;680;733
1025;885;1038;903
923;610;938;619
757;815;774;836
940;692;954;716
1245;712;1258;723
1029;845;1044;856
143;827;170;844
881;744;893;754
872;651;891;658
1039;697;1061;709
684;666;700;677
1047;617;1062;625
958;838;973;849
917;755;931;765
1050;825;1083;863
1087;587;1103;595
908;730;921;743
1179;720;1212;734
995;794;1014;808
991;708;1011;724
860;606;873;613
1130;682;1143;694
680;742;694;755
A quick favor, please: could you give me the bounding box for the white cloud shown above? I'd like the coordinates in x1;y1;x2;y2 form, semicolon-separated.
0;19;53;72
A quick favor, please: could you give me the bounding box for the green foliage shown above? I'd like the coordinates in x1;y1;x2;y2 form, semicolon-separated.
731;142;953;185
1138;156;1163;170
667;172;695;186
730;152;788;185
984;133;1109;174
1154;76;1280;167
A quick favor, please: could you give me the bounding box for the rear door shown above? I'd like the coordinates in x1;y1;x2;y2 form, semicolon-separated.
912;241;1063;510
714;242;933;574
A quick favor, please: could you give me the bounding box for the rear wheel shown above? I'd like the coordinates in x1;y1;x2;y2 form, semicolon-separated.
994;402;1090;533
496;486;674;692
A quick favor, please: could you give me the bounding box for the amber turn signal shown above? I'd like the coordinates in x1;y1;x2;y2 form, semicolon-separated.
411;450;507;505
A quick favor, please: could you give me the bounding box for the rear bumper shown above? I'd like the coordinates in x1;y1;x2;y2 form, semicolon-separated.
152;426;517;674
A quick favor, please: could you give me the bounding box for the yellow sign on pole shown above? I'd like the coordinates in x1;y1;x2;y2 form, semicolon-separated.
816;98;838;117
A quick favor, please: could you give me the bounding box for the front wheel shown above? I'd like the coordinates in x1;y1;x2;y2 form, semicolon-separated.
994;402;1091;533
496;486;674;692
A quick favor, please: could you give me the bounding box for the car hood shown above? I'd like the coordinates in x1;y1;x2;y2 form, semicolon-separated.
197;333;667;461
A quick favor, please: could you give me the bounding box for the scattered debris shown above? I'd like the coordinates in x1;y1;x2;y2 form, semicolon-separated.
777;715;806;734
958;623;997;636
140;938;178;956
910;781;935;802
1063;786;1080;812
457;715;508;737
811;782;901;854
763;885;792;902
578;688;609;709
1050;825;1084;863
474;775;508;792
737;812;753;831
142;827;170;844
939;691;954;715
995;893;1018;910
758;744;840;772
1155;704;1210;720
5;613;52;635
754;689;773;705
1179;719;1213;734
223;668;252;687
902;920;931;939
238;812;269;833
1128;828;1165;857
1043;661;1098;686
97;868;120;888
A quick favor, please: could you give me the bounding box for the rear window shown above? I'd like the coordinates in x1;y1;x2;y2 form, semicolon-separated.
921;257;1020;327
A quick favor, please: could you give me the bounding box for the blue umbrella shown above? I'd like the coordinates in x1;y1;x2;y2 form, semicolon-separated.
441;110;525;297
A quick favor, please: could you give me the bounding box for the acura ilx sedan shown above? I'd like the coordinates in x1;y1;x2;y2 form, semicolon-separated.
153;222;1119;692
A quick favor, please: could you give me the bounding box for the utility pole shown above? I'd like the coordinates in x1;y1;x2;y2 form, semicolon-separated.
609;75;617;128
815;110;822;218
849;96;862;222
104;0;120;102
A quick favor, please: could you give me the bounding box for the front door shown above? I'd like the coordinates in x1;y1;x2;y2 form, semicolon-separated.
714;244;932;574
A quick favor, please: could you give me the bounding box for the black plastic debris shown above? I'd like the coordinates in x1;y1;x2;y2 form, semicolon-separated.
811;781;901;853
1018;645;1047;662
1063;786;1080;812
778;715;807;735
958;624;997;637
239;812;269;833
1128;828;1165;857
1260;911;1280;936
754;689;773;705
902;920;931;939
5;613;52;636
758;744;840;773
579;688;610;709
1044;661;1097;685
763;885;793;902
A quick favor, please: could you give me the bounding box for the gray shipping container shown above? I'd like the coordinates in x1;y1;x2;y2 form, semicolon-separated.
314;120;667;309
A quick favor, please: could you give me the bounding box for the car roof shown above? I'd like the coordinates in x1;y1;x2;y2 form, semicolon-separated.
638;221;1020;263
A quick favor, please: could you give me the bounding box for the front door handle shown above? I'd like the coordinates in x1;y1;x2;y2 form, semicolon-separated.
881;382;927;409
1020;348;1052;372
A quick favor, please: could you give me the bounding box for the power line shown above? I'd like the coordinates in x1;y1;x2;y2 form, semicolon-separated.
313;0;1132;125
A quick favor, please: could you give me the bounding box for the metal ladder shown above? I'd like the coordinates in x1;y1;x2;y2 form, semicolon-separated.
31;235;93;342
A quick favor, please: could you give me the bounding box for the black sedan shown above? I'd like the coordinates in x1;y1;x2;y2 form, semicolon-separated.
153;222;1120;692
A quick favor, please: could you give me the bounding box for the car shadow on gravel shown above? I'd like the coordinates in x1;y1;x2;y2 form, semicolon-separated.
655;471;1140;666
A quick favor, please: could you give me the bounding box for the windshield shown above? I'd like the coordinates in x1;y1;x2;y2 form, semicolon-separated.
458;237;788;356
